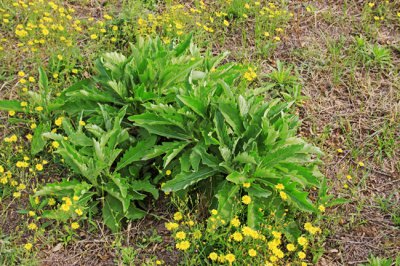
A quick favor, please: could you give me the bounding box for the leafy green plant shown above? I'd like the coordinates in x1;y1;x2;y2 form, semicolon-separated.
266;60;304;104
354;36;392;68
36;106;159;232
130;83;324;231
0;36;325;235
360;254;400;266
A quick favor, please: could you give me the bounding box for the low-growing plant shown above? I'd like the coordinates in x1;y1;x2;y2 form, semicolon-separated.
0;37;326;239
353;36;392;69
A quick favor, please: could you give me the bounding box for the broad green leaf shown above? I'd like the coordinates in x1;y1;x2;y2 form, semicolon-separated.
162;167;218;192
214;110;231;146
68;132;93;147
131;180;159;199
135;124;190;140
31;122;51;155
219;102;244;133
238;95;249;116
38;66;48;93
246;184;272;198
35;180;91;197
247;200;264;229
104;183;131;213
285;189;316;212
115;136;157;171
277;163;321;187
142;141;183;160
163;141;189;168
102;195;123;232
125;205;147;220
226;171;247;184
110;173;128;199
261;144;304;168
216;181;240;221
41;210;70;222
177;95;206;118
0;100;24;112
234;152;257;164
175;33;192;56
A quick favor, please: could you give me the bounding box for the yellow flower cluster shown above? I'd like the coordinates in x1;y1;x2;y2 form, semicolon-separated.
243;67;257;82
304;222;321;235
165;208;319;264
135;1;291;47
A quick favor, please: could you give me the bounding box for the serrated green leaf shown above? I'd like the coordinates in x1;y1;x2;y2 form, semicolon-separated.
163;141;189;168
226;171;247;184
115;136;157;171
286;189;316;212
177;95;206;118
131;180;159;199
162;167;218;192
219;102;244;133
261;144;304;168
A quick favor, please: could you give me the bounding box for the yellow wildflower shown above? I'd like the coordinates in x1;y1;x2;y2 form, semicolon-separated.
35;164;43;171
175;240;190;251
248;248;257;257
243;182;251;188
298;251;306;259
209;252;218;261
71;222;80;229
280;191;288;200
175;231;186;240
242;195;251;205
24;243;33;251
28;223;38;230
232;231;243;242
173;212;183;221
191;229;201;240
298;236;308;246
225;253;235;264
230;217;240;227
55;117;63;126
287;243;296;251
165;222;179;231
48;198;56;206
